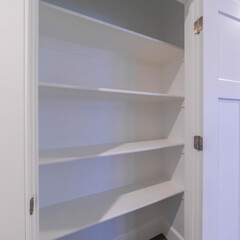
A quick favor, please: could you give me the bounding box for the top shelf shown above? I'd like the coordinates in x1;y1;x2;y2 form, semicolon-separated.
39;2;184;65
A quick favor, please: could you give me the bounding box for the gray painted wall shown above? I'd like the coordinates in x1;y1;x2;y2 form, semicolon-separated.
42;0;184;48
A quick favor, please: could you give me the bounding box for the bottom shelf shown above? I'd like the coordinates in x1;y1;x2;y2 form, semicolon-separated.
40;180;184;240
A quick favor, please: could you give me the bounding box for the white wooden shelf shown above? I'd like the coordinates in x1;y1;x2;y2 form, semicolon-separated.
39;139;184;165
39;82;184;102
39;2;183;65
40;180;184;240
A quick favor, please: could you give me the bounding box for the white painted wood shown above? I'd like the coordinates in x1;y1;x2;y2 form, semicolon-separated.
39;36;184;96
40;180;184;240
218;79;240;99
38;1;186;239
184;1;202;240
218;100;240;240
39;151;178;207
184;0;204;240
159;194;184;239
39;93;182;150
203;0;240;239
0;1;38;239
39;82;184;102
39;2;183;66
39;139;184;165
24;1;39;240
39;36;165;94
161;220;184;240
0;0;193;239
55;205;163;240
202;0;219;239
219;0;240;19
218;12;240;83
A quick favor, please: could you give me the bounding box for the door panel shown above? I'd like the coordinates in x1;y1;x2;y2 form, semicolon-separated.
218;100;240;240
219;0;240;19
203;0;240;239
219;13;240;82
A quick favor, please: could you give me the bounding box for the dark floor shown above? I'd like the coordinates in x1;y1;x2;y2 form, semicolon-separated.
150;233;168;240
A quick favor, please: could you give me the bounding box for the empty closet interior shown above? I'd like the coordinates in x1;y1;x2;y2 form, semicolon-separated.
38;1;186;239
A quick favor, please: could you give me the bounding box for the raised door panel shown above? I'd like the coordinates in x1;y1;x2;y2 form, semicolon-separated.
218;100;240;240
219;0;240;19
218;13;240;83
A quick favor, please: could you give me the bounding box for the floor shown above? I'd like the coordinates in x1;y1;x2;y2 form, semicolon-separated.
150;233;168;240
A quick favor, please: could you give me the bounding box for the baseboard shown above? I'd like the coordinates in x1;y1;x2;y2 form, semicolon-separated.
161;220;184;240
165;227;184;240
112;219;184;240
113;218;162;240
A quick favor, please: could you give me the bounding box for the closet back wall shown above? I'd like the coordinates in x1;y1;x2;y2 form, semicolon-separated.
42;0;184;48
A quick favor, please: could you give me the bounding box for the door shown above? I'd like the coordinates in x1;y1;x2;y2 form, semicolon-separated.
203;0;240;239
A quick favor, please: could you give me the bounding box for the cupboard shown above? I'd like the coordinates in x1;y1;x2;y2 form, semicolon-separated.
1;0;240;240
38;2;186;239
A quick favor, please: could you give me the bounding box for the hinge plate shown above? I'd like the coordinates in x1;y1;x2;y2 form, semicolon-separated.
194;16;203;35
194;136;203;151
30;197;34;215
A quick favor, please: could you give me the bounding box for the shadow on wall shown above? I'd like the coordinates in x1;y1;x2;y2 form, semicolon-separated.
42;0;184;48
57;201;182;240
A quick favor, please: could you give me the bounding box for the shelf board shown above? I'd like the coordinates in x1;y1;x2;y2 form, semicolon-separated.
39;82;184;102
39;2;183;65
40;180;184;240
39;139;184;165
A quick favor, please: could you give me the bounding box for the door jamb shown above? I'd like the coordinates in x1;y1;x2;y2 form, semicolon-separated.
184;0;203;239
25;0;39;239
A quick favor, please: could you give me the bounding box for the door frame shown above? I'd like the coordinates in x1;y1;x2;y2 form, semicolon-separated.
25;0;39;239
185;0;203;240
0;0;38;240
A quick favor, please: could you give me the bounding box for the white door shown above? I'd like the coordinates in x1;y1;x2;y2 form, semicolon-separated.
203;0;240;239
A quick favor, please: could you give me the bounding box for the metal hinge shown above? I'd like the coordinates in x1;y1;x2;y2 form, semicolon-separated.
29;197;34;215
194;16;203;35
194;136;203;151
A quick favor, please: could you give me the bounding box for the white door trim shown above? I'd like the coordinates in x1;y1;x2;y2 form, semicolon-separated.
185;0;203;239
24;0;39;239
0;1;37;239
